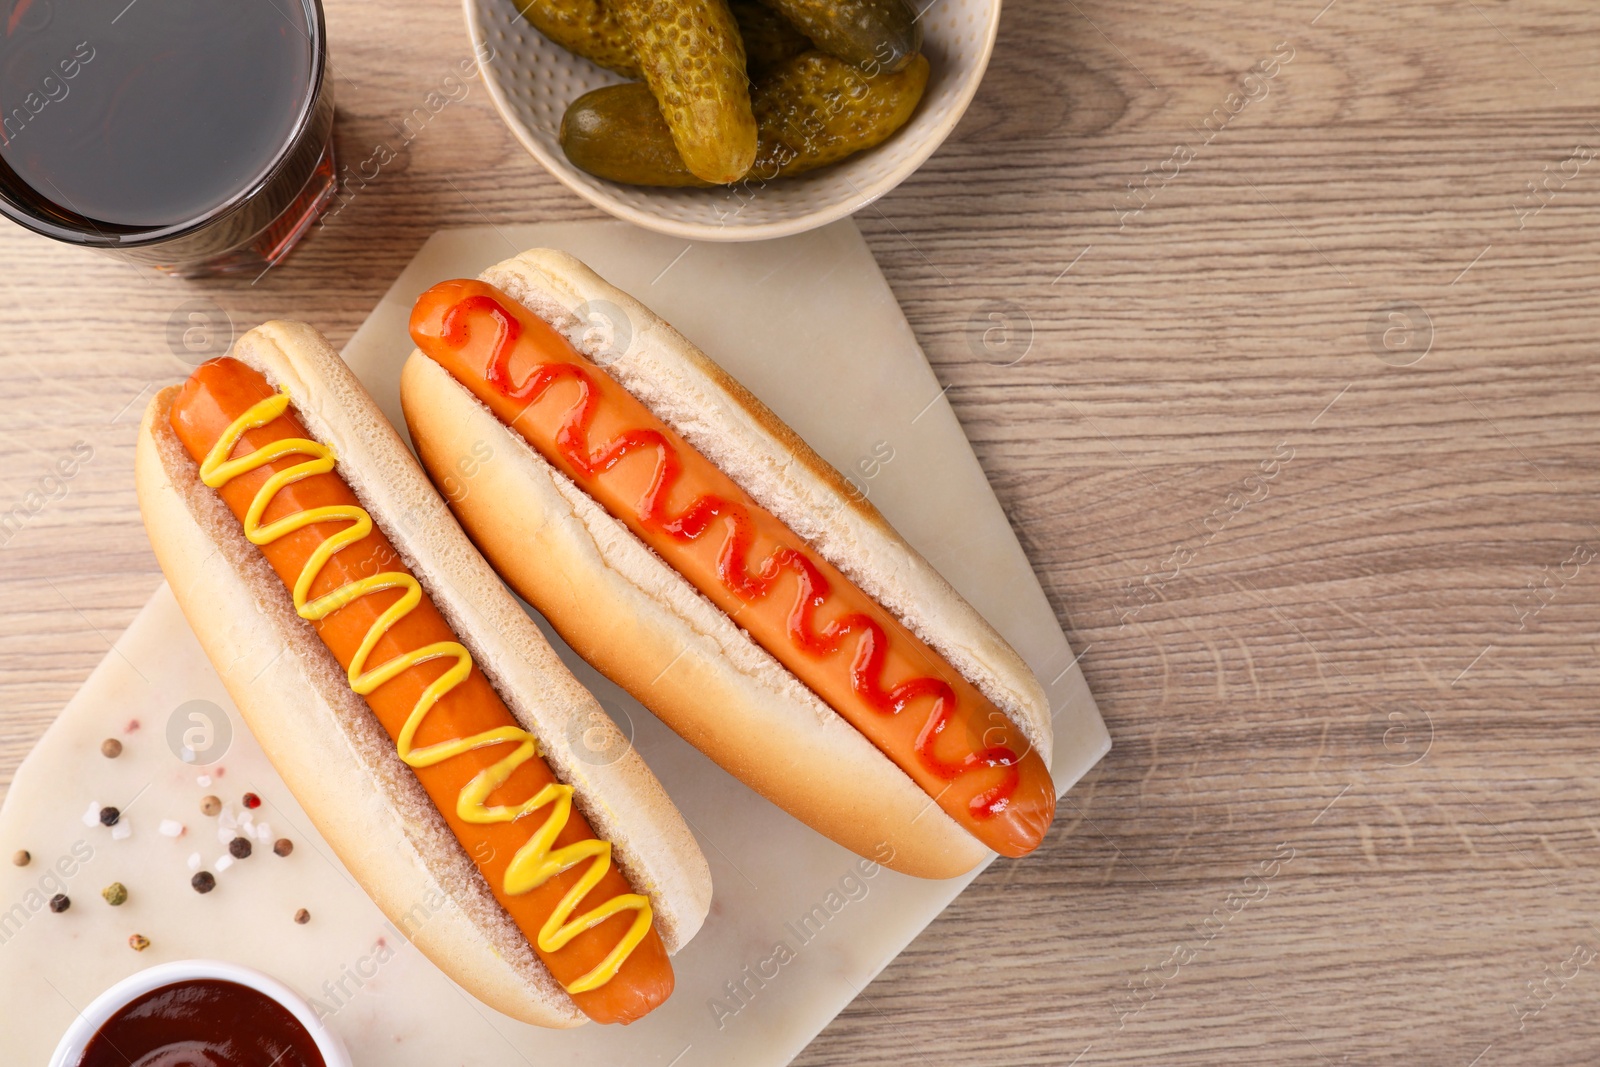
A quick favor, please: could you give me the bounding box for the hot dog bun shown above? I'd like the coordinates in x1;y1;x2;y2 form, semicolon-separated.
136;320;711;1027
401;251;1053;879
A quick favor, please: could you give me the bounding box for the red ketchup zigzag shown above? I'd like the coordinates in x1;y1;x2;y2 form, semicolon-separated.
443;294;1019;819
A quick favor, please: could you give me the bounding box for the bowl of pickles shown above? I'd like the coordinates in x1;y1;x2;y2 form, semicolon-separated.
465;0;1000;239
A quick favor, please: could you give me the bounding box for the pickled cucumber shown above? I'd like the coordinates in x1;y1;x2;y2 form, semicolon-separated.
516;0;639;77
559;50;929;186
753;50;928;176
615;0;758;184
561;83;715;187
731;0;810;78
755;0;920;73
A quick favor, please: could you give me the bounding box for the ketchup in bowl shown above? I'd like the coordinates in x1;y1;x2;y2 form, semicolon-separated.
76;979;326;1067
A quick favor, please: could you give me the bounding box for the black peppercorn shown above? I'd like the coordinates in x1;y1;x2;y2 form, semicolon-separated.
99;806;120;827
191;871;216;894
48;894;70;913
228;837;252;860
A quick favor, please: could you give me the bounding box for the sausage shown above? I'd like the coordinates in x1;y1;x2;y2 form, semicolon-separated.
169;357;672;1025
410;281;1056;858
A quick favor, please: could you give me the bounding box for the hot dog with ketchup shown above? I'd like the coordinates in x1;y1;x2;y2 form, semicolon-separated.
136;321;710;1026
402;250;1057;878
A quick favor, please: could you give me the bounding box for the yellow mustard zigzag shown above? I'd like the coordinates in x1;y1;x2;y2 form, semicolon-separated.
200;390;650;993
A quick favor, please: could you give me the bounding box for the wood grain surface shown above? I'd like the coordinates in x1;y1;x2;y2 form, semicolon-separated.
3;0;1599;1063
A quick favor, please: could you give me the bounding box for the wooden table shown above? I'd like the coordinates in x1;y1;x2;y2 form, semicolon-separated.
4;0;1599;1062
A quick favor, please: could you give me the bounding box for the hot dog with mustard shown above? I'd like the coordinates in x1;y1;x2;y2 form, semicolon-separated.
136;321;711;1026
401;250;1058;879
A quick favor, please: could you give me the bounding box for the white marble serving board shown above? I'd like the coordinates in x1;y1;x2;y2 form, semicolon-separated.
0;219;1109;1065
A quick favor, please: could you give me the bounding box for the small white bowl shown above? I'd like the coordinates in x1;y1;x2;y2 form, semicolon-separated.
48;959;351;1067
464;0;1001;241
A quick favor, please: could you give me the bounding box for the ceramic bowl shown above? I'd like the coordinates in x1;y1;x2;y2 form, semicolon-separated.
463;0;1001;241
47;959;351;1067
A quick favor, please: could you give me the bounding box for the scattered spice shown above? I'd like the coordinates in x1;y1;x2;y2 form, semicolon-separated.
242;792;261;810
101;883;128;907
200;796;221;817
11;850;28;867
101;738;123;759
190;871;216;894
49;894;70;913
98;806;120;827
293;909;310;925
128;934;150;952
228;837;252;860
273;839;293;858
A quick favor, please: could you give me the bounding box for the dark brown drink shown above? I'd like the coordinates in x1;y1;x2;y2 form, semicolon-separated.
0;0;334;275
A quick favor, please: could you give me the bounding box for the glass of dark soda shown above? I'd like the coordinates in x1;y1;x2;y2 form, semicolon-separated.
0;0;335;276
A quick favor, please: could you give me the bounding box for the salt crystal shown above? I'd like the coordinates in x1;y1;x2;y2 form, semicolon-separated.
111;822;131;841
215;855;234;873
82;801;101;827
187;852;201;871
196;775;212;788
159;820;184;838
217;827;234;845
255;823;272;842
219;810;237;831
